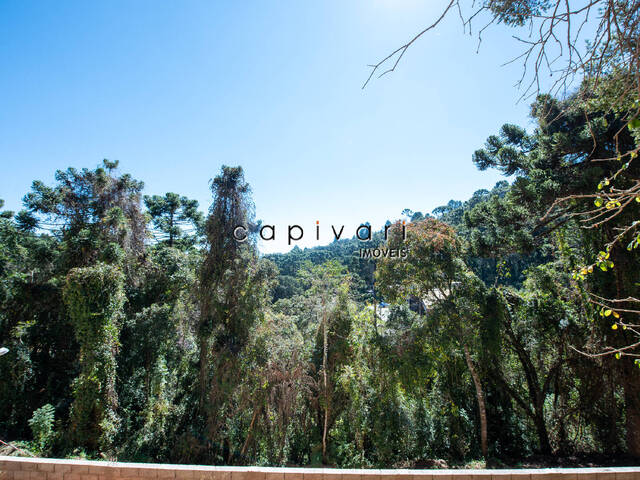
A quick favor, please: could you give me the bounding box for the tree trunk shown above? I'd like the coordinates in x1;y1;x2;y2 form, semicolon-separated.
198;335;208;411
533;406;552;454
503;312;553;455
612;249;640;456
169;210;174;247
322;298;329;464
623;362;640;456
144;351;151;400
463;344;488;458
240;405;260;458
373;302;378;335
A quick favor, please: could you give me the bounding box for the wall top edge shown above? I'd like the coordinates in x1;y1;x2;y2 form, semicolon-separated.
1;456;639;474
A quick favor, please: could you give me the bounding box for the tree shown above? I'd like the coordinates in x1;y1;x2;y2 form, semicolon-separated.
364;5;640;446
63;263;125;454
197;165;276;461
493;267;579;455
23;159;146;268
116;243;199;461
466;95;640;455
305;261;352;464
363;1;639;114
376;218;492;458
0;198;73;441
239;311;313;464
144;193;203;247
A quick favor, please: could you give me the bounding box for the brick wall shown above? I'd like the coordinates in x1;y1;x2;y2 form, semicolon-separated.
1;457;639;480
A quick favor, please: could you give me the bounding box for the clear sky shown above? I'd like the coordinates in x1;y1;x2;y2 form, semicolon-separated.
0;0;537;253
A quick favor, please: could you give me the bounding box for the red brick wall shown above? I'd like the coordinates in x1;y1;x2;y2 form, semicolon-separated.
1;457;639;480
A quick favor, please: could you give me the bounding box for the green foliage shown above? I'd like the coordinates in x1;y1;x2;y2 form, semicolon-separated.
2;86;640;465
460;88;640;454
28;404;55;450
144;192;203;248
23;159;147;268
376;218;463;303
487;0;550;26
196;165;277;462
64;262;125;454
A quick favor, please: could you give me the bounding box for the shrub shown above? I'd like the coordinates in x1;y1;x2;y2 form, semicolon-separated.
28;404;55;450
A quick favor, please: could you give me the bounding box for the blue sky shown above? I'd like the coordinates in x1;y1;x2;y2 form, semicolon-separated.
0;1;537;253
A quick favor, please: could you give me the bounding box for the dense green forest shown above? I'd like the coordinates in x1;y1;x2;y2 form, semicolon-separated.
1;88;640;467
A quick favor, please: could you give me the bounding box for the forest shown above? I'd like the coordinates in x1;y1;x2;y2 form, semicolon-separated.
1;76;640;467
